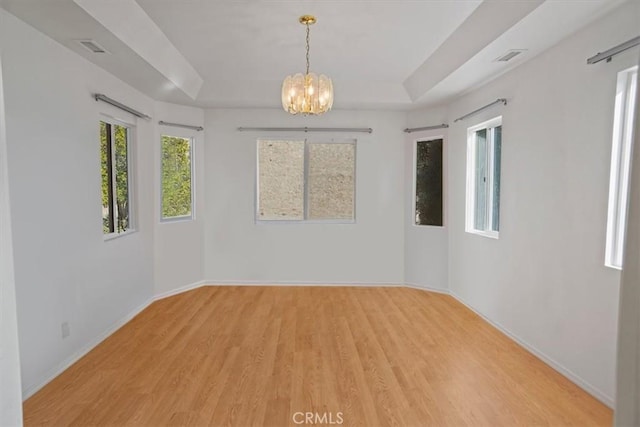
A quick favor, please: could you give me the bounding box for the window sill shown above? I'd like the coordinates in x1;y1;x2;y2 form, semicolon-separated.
160;215;194;224
466;229;499;240
103;229;137;242
413;223;446;229
604;262;622;271
255;219;356;225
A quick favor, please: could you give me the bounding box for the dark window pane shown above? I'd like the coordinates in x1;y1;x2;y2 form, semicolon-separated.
415;139;443;226
100;121;114;234
491;126;502;232
161;136;192;219
474;129;488;230
113;124;129;232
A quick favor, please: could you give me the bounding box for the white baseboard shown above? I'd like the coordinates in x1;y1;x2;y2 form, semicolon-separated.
153;280;208;301
448;290;614;408
403;282;450;294
22;298;153;400
202;279;403;287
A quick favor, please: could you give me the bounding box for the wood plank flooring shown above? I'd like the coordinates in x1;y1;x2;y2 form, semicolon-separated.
23;286;612;426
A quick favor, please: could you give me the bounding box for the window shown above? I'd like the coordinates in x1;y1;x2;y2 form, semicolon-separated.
161;135;194;221
414;138;443;226
606;66;637;269
466;117;502;238
257;139;355;222
100;120;133;236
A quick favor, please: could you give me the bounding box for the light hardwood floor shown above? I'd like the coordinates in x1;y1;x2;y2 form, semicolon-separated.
23;286;612;426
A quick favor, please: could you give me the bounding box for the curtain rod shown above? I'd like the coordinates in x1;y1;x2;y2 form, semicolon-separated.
587;36;640;65
159;121;204;131
237;126;373;134
93;94;150;119
454;98;507;123
403;124;449;133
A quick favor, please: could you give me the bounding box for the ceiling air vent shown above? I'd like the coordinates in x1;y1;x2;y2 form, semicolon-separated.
494;49;526;62
76;39;109;54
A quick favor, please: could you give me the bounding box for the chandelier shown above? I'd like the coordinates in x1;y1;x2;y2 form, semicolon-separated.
281;15;334;115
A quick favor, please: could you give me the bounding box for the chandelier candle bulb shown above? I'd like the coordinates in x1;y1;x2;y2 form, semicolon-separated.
282;15;334;115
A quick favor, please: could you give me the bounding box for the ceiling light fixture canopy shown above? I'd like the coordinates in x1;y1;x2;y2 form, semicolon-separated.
282;15;333;115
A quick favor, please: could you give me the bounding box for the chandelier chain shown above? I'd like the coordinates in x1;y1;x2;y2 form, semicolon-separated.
305;23;310;75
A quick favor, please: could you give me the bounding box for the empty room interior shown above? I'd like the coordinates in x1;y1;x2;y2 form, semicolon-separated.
1;0;640;426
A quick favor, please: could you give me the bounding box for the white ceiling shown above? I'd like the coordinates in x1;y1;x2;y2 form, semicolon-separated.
0;0;628;110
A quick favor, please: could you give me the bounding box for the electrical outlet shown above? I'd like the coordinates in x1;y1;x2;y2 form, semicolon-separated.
61;322;70;339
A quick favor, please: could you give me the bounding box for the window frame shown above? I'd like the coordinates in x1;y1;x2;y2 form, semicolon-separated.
160;133;196;223
412;136;445;228
465;116;502;239
605;66;638;270
100;115;136;240
255;138;357;224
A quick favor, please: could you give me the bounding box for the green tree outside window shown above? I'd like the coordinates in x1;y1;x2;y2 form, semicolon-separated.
161;135;192;219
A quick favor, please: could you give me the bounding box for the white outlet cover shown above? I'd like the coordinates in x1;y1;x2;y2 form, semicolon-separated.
61;322;70;338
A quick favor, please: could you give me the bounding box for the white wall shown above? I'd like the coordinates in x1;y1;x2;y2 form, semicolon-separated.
0;9;156;397
0;49;24;427
615;53;640;426
153;102;205;297
404;107;449;291
437;1;639;405
204;109;405;285
1;0;637;417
